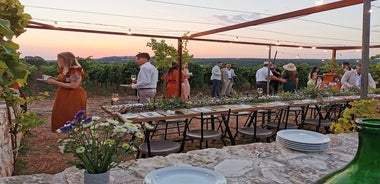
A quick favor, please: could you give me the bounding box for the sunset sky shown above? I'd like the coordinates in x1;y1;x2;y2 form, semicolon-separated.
15;0;380;60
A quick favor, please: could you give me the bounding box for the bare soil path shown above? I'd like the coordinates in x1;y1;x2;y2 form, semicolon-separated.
15;96;112;175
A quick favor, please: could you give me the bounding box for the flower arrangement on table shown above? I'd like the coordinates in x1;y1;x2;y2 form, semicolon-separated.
57;110;149;174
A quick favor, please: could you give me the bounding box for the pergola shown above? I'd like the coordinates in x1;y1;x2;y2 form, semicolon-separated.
27;0;378;98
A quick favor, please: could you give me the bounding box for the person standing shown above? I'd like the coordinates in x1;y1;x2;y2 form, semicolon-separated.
45;52;87;132
161;62;186;99
210;62;222;97
269;64;281;94
341;63;376;91
279;63;298;93
256;61;276;95
221;64;237;97
181;63;192;100
125;52;158;103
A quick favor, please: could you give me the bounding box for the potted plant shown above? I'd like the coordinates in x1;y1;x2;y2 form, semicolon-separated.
320;59;344;89
57;110;148;184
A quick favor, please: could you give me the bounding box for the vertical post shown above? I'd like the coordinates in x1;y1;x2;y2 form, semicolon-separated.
178;38;183;98
267;45;272;95
361;0;371;99
331;49;337;60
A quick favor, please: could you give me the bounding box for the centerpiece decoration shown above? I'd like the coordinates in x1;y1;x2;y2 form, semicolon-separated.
57;110;147;184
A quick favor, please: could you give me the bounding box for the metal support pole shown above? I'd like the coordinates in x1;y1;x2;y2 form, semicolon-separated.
361;0;371;99
267;46;272;95
178;39;183;98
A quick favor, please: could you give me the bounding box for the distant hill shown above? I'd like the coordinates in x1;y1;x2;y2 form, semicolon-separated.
94;56;370;67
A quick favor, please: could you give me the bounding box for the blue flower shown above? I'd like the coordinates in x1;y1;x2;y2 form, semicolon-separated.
74;110;86;119
57;124;72;132
83;116;92;124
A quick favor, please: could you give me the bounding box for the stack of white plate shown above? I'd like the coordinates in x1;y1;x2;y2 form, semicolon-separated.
276;129;330;152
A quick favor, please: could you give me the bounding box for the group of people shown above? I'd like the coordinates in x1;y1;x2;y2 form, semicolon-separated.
46;51;377;133
306;62;376;91
255;61;299;95
210;62;237;97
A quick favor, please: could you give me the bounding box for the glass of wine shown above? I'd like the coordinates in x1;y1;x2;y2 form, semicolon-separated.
111;93;119;104
131;74;137;81
257;88;263;96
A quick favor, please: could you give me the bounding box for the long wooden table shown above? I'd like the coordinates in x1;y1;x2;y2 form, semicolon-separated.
101;95;379;146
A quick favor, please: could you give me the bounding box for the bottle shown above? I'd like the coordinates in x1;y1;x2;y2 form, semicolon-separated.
315;118;380;184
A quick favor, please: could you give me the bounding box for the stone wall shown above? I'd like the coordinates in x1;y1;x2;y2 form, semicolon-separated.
0;103;23;177
0;103;13;177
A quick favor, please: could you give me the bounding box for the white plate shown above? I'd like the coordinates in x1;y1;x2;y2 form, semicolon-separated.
140;112;163;117
191;107;214;113
144;166;227;184
36;78;46;81
277;129;330;144
121;113;138;119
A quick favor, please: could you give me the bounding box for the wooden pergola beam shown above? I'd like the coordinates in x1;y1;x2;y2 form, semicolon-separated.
189;0;365;38
27;21;380;51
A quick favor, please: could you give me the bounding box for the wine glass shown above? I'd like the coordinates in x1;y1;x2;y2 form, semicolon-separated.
111;93;119;104
257;88;263;96
131;74;137;81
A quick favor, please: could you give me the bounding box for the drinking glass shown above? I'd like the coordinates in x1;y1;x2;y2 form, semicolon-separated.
131;74;137;81
257;88;263;96
111;93;119;103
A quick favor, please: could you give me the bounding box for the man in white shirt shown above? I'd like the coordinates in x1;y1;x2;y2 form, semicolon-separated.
125;52;158;103
221;64;237;97
256;61;275;95
210;62;222;97
341;64;376;91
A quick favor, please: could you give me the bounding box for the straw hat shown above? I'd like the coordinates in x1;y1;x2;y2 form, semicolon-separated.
283;63;297;71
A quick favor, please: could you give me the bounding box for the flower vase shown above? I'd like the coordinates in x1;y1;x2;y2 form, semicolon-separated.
84;170;110;184
315;118;380;183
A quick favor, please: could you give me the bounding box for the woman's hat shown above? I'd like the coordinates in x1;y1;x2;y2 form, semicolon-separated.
283;63;297;71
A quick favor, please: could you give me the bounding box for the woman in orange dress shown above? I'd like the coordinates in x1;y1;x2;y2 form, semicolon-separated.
45;52;87;132
162;62;186;98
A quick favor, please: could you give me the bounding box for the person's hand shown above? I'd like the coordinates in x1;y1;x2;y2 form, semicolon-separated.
46;78;55;85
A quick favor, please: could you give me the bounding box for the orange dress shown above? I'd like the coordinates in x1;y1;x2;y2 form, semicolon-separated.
163;70;186;98
51;67;87;132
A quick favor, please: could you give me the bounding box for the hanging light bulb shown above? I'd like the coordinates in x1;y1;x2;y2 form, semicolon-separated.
275;41;280;45
185;32;191;37
315;0;323;6
369;9;373;13
127;29;132;35
298;46;303;50
53;21;58;27
234;36;239;41
312;46;316;49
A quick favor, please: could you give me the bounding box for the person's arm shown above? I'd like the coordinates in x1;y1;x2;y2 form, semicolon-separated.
368;73;377;88
341;71;353;88
46;72;82;89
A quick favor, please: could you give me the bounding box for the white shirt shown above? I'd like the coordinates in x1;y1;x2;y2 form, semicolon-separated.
132;62;158;89
210;65;221;80
227;70;232;78
256;66;273;82
341;70;376;90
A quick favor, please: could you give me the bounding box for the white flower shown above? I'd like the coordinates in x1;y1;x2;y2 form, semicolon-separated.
123;122;139;133
82;121;94;128
135;132;144;139
76;146;85;153
107;119;120;126
114;125;127;133
144;123;154;130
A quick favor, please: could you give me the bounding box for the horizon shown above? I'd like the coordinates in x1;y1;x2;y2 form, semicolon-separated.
16;0;380;60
